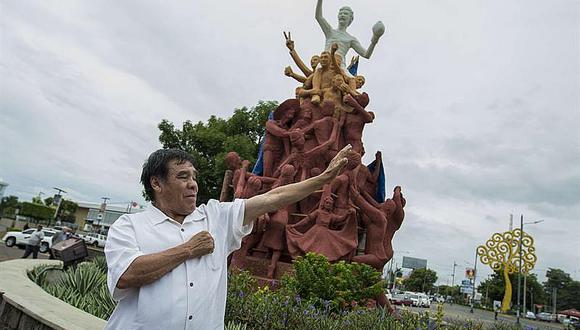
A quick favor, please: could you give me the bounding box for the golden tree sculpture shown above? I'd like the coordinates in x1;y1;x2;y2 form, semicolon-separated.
477;229;536;312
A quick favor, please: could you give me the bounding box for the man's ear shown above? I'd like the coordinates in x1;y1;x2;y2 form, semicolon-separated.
151;176;162;194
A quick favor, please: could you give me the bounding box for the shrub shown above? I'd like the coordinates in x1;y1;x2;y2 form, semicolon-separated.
280;253;385;311
29;260;115;320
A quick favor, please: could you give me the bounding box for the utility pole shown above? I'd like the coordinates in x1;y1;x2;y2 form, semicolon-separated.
523;274;527;314
509;213;513;231
516;215;523;324
451;261;458;287
97;197;110;232
470;247;478;313
51;187;67;226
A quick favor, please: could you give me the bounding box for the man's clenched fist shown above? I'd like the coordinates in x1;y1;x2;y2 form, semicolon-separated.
187;231;214;258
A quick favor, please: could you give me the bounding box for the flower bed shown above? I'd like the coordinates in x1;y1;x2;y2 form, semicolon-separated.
27;254;522;329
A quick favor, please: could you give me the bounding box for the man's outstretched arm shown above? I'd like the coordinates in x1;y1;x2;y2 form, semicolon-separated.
243;145;352;225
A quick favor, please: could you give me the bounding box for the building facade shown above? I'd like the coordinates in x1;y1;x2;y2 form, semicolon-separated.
74;202;144;233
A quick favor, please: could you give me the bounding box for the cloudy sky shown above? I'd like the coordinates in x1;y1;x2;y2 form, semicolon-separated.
1;0;578;284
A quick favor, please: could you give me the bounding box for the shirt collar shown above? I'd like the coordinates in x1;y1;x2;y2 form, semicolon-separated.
147;204;206;225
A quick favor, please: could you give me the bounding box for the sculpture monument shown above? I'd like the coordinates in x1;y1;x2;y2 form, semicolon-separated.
221;0;404;313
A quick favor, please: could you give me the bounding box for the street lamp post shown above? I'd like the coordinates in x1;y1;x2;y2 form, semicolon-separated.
516;215;523;324
470;247;478;313
520;219;543;316
51;187;67;226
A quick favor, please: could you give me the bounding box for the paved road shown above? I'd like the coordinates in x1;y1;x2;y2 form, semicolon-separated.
404;303;565;330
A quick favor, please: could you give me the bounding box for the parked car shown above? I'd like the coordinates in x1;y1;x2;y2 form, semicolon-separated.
391;294;413;306
418;294;431;308
79;232;107;247
536;312;556;322
524;311;536;319
409;294;422;307
2;228;58;253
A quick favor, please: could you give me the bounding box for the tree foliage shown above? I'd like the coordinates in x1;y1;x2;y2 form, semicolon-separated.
0;195;20;216
19;201;54;221
403;268;437;293
157;101;277;204
44;197;79;223
544;268;579;310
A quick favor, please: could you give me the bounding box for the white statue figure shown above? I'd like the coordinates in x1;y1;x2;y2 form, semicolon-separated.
315;0;385;71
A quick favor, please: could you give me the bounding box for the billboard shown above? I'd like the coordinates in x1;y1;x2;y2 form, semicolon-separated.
402;256;427;270
460;279;474;294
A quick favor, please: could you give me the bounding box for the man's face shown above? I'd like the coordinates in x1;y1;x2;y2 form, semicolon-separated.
155;160;198;216
338;9;353;27
332;74;345;87
320;52;330;67
310;56;320;69
355;76;365;89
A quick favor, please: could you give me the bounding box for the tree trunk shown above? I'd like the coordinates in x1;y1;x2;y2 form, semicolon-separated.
501;266;512;312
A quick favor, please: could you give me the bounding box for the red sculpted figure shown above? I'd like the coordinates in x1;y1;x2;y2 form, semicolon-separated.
286;195;357;261
229;177;266;269
351;186;406;269
263;100;299;177
260;164;297;278
343;93;374;155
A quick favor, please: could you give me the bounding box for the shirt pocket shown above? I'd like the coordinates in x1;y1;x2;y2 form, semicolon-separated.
205;230;224;271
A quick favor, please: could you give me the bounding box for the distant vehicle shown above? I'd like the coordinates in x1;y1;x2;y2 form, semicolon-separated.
2;228;58;253
79;232;107;248
391;294;413;306
417;293;431;308
409;294;422;307
524;311;535;319
536;312;556;322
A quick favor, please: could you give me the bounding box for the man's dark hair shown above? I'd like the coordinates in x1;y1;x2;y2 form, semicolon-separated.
141;149;196;202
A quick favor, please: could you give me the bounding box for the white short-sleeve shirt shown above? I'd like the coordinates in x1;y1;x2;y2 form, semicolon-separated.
105;199;252;330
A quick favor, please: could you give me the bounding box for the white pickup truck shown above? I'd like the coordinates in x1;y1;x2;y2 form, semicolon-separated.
79;232;107;248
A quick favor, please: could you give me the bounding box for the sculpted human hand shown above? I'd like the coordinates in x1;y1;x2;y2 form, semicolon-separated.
283;31;295;51
284;66;294;77
349;55;359;67
343;94;358;107
320;144;352;183
186;231;214;258
331;42;339;52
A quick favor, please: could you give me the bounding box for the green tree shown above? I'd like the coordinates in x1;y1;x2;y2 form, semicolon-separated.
44;197;79;223
32;195;45;205
0;195;20;216
543;268;580;310
403;268;438;293
157;101;277;204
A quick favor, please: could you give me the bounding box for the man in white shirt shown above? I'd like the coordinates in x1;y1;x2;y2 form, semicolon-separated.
105;146;351;329
22;224;44;259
